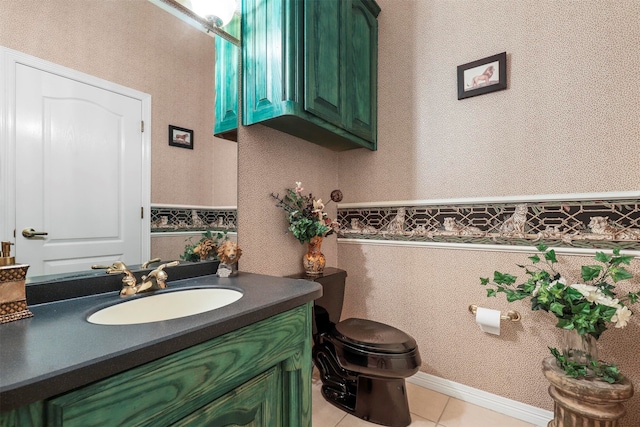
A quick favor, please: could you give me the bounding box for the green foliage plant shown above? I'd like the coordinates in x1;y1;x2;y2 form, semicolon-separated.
481;243;639;383
271;182;342;244
181;230;228;262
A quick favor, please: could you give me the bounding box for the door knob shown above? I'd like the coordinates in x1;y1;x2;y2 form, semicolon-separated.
22;228;48;238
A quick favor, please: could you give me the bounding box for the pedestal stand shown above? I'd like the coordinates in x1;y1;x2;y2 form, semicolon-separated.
542;357;634;427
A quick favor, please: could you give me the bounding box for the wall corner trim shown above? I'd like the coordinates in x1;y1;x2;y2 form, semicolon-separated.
407;371;553;427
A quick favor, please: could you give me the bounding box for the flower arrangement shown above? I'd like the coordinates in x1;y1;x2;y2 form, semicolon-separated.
481;243;639;383
271;182;342;244
181;230;229;262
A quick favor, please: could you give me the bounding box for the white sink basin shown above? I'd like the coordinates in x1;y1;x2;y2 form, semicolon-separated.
87;288;243;325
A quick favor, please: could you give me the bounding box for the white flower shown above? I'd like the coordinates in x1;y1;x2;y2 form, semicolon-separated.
533;277;566;297
595;294;620;308
552;277;567;287
570;283;598;297
295;182;304;194
532;281;543;297
313;199;325;219
611;306;633;329
569;283;621;308
570;283;603;303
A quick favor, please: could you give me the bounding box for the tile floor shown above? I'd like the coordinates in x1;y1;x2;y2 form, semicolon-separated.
311;377;537;427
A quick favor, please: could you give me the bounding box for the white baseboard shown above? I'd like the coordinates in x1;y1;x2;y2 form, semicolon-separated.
407;372;553;427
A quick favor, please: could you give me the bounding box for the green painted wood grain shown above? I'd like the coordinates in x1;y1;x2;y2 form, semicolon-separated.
214;35;239;136
242;0;379;151
304;0;346;127
44;304;311;427
170;366;279;426
243;0;300;124
0;401;43;427
346;0;378;144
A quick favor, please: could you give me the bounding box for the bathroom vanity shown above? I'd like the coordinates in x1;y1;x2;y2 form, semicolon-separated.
0;266;321;426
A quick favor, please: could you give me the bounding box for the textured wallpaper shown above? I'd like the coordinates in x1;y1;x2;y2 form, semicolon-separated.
339;0;640;202
238;1;640;423
332;0;640;424
237;124;340;276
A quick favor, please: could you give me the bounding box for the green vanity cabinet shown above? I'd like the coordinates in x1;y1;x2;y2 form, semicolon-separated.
0;303;313;427
242;0;380;151
214;15;240;141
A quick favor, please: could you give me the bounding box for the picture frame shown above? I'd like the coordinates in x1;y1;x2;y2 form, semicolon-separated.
457;52;507;100
168;125;194;149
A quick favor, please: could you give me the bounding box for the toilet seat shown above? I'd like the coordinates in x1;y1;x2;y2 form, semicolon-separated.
333;318;418;354
327;318;421;379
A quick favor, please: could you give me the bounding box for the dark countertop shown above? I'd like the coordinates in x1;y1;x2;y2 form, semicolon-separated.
0;271;322;412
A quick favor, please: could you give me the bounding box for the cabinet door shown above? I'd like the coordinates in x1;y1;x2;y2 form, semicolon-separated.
345;0;378;143
304;0;346;127
44;305;311;427
243;0;303;125
242;0;379;151
214;35;239;139
171;367;279;426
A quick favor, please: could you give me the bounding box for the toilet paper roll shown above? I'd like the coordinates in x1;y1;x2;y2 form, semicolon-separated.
475;307;501;335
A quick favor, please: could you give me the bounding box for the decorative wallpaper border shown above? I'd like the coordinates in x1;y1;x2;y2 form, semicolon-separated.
336;194;640;252
151;205;237;234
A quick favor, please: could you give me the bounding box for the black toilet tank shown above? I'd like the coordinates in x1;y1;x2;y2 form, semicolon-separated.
288;268;347;325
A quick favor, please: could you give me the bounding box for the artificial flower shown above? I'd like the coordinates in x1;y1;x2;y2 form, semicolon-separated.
313;199;325;218
612;306;632;328
271;182;341;244
481;244;639;382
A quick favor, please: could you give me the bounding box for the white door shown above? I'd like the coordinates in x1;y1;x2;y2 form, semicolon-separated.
14;63;145;277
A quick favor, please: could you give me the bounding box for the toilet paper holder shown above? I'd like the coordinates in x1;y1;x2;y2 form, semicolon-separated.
468;304;521;322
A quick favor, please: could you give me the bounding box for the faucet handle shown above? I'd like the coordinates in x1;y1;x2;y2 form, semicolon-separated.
142;261;180;290
141;257;161;269
157;260;180;270
145;260;179;277
92;261;130;272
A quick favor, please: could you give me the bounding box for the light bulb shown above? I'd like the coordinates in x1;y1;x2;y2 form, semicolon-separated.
190;0;237;27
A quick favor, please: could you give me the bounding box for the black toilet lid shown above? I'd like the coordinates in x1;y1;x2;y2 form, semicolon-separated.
333;318;417;354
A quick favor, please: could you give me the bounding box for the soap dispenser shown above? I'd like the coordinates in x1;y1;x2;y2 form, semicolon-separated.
1;241;15;266
0;241;33;323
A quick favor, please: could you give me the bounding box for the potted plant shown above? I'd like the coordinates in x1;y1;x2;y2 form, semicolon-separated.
271;182;342;275
481;243;639;383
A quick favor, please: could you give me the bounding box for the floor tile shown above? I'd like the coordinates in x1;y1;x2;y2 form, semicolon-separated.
336;414;375;427
407;413;438;427
335;413;437;427
437;398;535;427
406;381;449;422
312;379;348;427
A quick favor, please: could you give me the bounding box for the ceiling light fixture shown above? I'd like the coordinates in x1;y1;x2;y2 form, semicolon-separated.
190;0;237;28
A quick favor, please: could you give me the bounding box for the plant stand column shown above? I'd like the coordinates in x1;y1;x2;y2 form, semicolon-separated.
542;357;634;427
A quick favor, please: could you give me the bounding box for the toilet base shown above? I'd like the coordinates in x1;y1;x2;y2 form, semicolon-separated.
321;376;412;427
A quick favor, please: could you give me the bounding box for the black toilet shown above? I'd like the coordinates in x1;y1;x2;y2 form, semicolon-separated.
305;268;421;427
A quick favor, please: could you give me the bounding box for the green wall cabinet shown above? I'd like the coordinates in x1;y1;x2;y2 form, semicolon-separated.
0;304;313;427
214;15;241;141
243;0;380;151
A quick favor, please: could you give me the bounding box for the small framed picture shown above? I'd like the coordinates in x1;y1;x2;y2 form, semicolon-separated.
169;125;194;149
457;52;507;100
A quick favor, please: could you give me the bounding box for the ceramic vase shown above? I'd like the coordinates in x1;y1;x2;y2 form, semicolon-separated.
303;236;325;276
